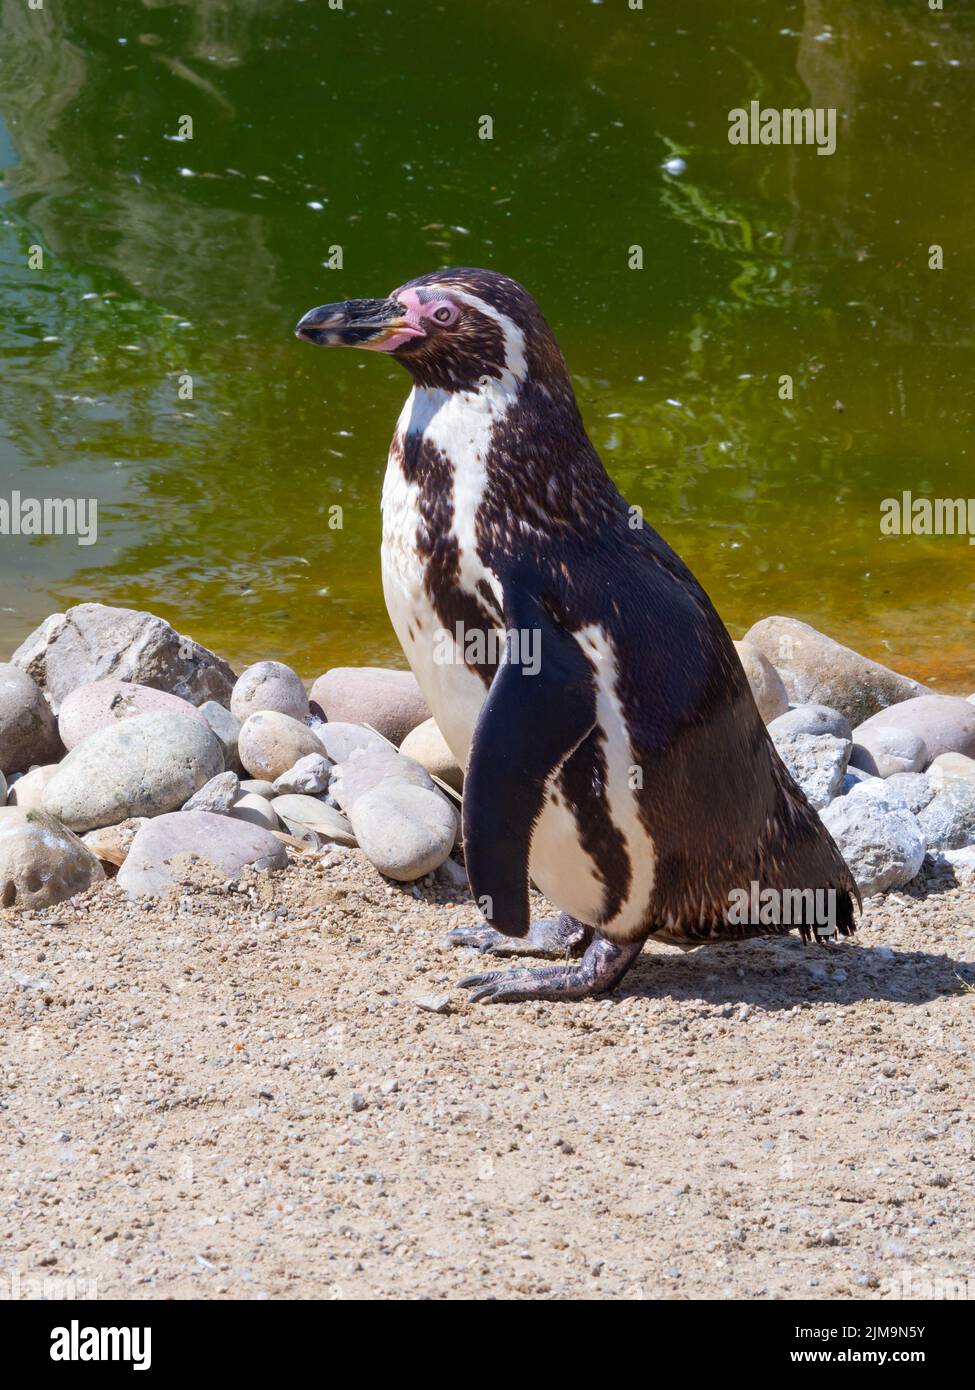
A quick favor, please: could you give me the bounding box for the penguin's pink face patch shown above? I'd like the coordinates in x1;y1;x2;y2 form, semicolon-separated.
362;288;460;353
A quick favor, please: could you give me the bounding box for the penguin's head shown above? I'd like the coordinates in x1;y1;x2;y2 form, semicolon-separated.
295;267;568;393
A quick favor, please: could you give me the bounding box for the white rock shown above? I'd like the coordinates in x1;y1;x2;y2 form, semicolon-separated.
883;772;937;815
182;771;240;815
240;779;276;800
0;807;105;910
42;711;224;832
819;781;926;896
916;781;975;852
767;703;853;743
313;721;390;764
230;661;309;722
771;731;850;809
927;751;975;786
272;753;333;796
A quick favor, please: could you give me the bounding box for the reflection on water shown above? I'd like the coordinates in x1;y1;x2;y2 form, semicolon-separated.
0;0;972;687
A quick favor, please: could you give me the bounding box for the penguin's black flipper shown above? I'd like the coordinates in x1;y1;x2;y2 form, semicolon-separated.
463;586;597;938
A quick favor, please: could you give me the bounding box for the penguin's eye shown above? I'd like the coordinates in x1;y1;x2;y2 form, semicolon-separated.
431;304;458;325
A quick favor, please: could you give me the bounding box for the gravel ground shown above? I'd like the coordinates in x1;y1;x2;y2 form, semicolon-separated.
2;847;973;1301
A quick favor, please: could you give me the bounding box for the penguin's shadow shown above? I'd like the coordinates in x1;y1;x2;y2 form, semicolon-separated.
621;934;974;1012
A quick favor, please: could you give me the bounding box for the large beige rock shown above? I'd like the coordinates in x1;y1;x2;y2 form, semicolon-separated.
732;640;789;723
12;603;236;713
0;807;104;910
399;718;463;790
43;711;224;832
309;667;429;744
743;617;928;727
237;711;322;781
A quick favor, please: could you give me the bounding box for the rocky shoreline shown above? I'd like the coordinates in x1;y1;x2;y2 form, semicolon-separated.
1;601;974;921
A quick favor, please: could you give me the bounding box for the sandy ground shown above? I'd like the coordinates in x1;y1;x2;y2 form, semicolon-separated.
1;845;973;1302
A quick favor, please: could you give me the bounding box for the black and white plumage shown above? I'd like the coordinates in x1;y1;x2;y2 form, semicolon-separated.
296;268;858;1003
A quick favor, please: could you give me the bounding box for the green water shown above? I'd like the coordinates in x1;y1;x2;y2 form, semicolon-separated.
1;0;973;689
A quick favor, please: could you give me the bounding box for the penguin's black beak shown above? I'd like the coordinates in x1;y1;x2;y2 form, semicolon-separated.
294;298;424;351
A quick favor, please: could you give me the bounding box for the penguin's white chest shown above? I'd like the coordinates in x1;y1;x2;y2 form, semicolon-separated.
378;388;656;940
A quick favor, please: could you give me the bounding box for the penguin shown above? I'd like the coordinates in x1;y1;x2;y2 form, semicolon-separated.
295;268;858;1003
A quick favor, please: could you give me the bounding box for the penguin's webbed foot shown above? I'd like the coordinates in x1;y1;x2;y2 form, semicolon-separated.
444;912;591;959
458;935;643;1004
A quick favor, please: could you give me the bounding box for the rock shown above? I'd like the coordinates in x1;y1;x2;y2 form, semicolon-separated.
58;678;210;751
330;746;457;879
767;703;853;743
399;718;464;791
237;711;322;781
313;721;390;764
42;711;224;832
6;763;59;811
182;771;240;815
943;846;975;881
884;773;937;815
852;695;975;766
0;664;63;773
81;818;148;867
927;751;975;786
770;731;850;810
916;781;975;852
198;701;243;775
270;794;356;846
330;744;436;809
230;793;280;831
851;727;928;779
819;780;927;896
272;753;334;796
840;765;875;795
12;602;236;712
240;779;276;800
230;660;309;722
117;810;288;897
310;667;430;744
351;783;458;880
0;807;105;909
414;993;451;1015
732;640;789;723
743;617;929;726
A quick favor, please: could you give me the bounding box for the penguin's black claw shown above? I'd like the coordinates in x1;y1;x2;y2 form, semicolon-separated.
445;914;592;959
457;936;645;1004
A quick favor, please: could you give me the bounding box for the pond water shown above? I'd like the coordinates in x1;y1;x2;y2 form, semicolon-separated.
1;0;972;688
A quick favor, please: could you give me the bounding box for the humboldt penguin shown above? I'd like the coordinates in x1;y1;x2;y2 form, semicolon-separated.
295;269;858;1003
